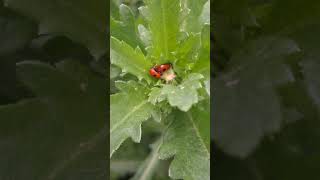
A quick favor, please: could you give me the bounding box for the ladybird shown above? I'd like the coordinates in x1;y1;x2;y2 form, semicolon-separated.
149;63;174;80
155;63;171;73
149;68;161;79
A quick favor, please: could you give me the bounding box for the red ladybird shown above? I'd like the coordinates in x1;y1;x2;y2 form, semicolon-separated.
149;68;161;79
149;63;174;81
154;63;171;73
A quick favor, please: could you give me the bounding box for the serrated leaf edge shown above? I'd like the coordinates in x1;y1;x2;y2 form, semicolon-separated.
160;111;210;179
110;125;142;157
186;111;210;156
110;100;149;133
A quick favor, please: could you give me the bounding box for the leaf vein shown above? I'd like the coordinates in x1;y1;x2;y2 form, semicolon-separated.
187;112;210;156
110;100;148;133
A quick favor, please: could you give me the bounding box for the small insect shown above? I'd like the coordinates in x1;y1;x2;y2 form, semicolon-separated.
149;68;162;79
155;63;171;73
149;63;176;82
149;63;172;79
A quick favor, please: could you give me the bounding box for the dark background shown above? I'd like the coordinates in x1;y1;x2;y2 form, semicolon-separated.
213;0;320;179
0;0;108;179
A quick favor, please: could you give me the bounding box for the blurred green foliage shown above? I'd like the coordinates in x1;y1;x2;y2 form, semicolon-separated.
0;0;107;179
213;0;320;179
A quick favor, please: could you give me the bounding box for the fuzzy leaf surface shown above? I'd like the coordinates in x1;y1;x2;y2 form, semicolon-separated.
213;36;300;157
151;74;204;112
110;81;154;157
111;4;144;50
144;0;180;61
159;103;210;180
182;0;208;33
110;37;152;83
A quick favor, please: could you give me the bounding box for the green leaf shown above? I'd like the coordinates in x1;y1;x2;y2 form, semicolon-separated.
17;61;81;97
177;33;201;62
199;0;210;25
174;32;201;76
110;0;120;19
192;24;210;78
17;59;106;108
213;36;300;157
293;25;320;114
200;24;210;51
111;4;144;49
0;13;37;55
181;0;208;33
144;0;180;61
0;98;49;126
110;37;152;83
148;87;163;105
212;0;258;53
154;74;204;111
138;24;152;47
190;100;210;150
110;81;154;157
301;58;320;113
204;79;210;96
5;0;107;57
110;65;121;79
180;73;204;89
159;105;210;180
138;6;151;22
162;84;197;111
2;60;106;179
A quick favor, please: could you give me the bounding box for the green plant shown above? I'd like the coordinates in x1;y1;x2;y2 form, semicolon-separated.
0;0;107;179
110;0;210;179
213;0;320;179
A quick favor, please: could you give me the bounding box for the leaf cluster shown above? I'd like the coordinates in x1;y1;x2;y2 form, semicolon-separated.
110;0;210;179
213;0;320;179
0;0;107;179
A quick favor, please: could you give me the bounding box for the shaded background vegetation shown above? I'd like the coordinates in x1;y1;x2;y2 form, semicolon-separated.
213;0;320;179
0;0;107;179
